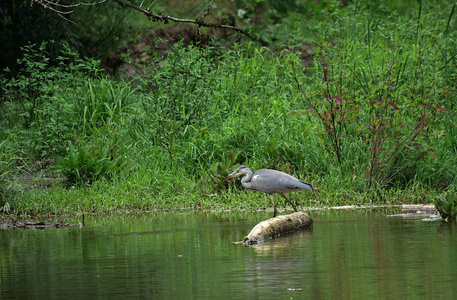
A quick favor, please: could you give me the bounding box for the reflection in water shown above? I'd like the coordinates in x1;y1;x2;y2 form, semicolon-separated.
1;210;457;299
241;229;315;298
250;229;313;254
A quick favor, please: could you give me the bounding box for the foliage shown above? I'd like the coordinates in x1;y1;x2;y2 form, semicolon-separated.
0;141;13;212
1;1;457;214
296;3;453;191
52;141;135;186
0;0;133;74
0;42;102;159
73;78;135;133
198;150;240;195
0;42;101;105
435;192;457;221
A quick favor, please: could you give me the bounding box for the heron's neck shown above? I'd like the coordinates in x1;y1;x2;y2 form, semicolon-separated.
240;170;254;190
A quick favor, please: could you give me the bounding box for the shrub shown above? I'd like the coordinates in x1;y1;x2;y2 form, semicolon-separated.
435;192;457;221
52;141;135;186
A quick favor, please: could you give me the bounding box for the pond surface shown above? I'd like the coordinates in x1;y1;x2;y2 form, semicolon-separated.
1;209;456;299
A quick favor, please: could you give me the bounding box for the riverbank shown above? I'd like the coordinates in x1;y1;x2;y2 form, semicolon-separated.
1;1;455;216
0;204;439;229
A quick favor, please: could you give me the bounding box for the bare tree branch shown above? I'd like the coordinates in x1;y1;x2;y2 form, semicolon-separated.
30;0;252;38
112;0;251;38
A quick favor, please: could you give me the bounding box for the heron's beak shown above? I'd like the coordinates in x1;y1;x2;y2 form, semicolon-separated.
222;171;238;181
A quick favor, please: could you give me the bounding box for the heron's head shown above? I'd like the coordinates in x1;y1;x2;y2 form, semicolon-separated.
222;165;250;181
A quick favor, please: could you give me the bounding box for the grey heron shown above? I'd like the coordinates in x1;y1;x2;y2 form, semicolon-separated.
223;165;313;217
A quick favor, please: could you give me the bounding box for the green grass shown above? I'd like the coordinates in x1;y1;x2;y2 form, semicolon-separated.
1;0;456;215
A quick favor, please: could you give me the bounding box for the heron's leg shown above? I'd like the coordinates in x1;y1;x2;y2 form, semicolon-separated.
269;194;277;217
280;193;298;212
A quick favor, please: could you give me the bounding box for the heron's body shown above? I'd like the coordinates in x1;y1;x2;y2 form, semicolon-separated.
223;166;313;217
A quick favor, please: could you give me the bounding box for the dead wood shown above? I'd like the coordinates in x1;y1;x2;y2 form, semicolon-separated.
238;212;313;246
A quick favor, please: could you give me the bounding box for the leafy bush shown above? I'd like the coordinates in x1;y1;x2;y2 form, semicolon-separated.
53;141;135;186
1;42;101;126
435;192;457;221
0;0;132;74
0;42;104;162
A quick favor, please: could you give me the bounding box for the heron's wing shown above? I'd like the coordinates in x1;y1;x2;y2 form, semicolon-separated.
253;169;313;193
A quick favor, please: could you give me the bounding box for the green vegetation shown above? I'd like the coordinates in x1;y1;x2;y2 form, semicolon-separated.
0;0;133;74
1;0;456;215
435;192;457;221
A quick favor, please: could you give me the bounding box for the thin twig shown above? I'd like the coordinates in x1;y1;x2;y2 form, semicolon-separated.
36;0;106;8
198;0;214;22
31;0;106;23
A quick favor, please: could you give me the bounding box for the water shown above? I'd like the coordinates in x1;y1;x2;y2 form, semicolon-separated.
1;209;456;299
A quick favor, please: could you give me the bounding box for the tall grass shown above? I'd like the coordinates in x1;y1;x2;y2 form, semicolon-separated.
298;1;456;192
1;1;456;214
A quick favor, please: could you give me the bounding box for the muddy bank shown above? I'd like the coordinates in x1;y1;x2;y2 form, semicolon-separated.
0;204;438;230
0;220;83;230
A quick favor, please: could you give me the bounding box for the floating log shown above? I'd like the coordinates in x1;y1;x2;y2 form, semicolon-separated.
239;212;313;246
